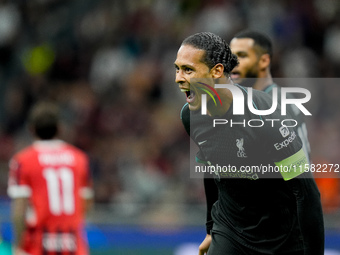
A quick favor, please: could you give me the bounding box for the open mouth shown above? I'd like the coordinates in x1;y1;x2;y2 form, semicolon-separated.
230;71;240;80
181;89;195;103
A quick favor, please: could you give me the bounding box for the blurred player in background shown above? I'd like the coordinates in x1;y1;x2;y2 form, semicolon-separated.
229;30;273;90
7;101;94;255
230;30;340;213
229;30;311;164
175;32;324;254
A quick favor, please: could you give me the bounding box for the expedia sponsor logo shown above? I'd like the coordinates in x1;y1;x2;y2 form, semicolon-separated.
274;131;296;150
279;125;290;138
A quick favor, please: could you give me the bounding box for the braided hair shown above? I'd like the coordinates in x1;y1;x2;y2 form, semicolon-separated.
182;32;238;75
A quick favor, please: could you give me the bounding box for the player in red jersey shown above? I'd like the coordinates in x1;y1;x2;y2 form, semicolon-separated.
7;101;94;255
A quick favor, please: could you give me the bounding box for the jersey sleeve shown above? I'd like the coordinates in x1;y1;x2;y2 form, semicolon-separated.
253;89;309;180
204;174;218;234
7;156;32;199
262;116;307;180
180;103;218;233
285;172;325;254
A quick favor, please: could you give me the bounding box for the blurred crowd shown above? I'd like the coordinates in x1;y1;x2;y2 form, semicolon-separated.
0;0;340;219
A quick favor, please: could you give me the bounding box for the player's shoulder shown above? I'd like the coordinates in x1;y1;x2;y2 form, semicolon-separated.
263;83;279;94
251;87;275;103
180;103;190;135
9;145;38;176
53;142;89;169
34;140;88;160
12;145;37;161
241;86;277;116
63;143;88;159
236;84;274;103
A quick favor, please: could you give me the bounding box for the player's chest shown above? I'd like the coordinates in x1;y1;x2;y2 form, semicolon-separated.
194;126;261;163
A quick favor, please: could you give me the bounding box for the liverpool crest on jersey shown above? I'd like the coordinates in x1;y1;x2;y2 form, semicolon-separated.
236;138;247;158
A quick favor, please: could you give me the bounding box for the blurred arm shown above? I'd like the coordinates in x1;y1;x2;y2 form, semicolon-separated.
286;172;325;255
80;187;94;214
11;197;28;248
204;172;218;234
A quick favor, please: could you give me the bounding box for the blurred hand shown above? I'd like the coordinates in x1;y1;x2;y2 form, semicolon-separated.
198;234;211;255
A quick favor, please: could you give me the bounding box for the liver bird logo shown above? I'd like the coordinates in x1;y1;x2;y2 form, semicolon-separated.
236;138;247;157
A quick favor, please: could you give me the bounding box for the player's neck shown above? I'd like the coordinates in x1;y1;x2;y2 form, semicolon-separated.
253;72;273;91
207;77;233;117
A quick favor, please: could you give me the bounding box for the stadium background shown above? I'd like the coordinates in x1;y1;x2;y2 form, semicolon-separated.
0;0;340;254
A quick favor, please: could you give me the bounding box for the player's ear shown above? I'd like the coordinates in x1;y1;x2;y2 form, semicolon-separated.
259;53;270;70
211;63;224;78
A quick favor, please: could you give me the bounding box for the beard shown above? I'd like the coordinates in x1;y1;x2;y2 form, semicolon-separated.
238;69;259;87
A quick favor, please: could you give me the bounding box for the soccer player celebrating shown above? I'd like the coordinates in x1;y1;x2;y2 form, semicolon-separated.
174;32;324;254
229;30;311;163
7;101;94;255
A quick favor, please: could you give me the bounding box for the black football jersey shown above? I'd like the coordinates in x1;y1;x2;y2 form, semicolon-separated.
180;85;317;253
